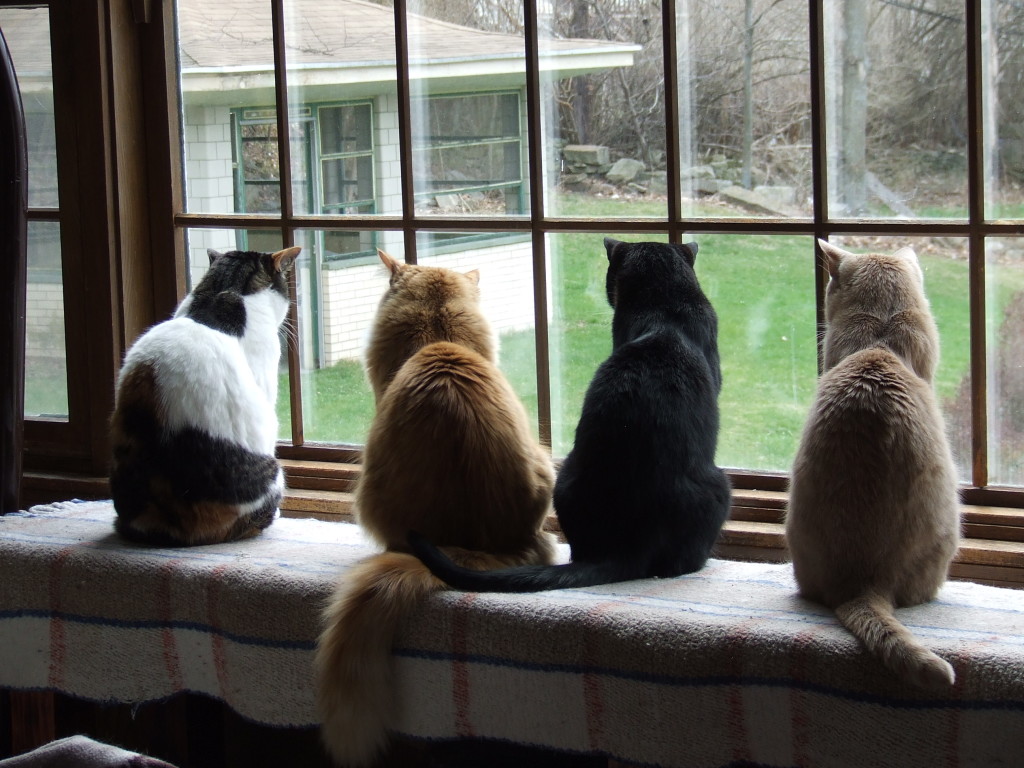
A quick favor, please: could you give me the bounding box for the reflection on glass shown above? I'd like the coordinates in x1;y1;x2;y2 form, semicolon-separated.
178;0;278;214
834;236;971;482
542;1;665;218
285;230;379;446
824;0;967;219
25;222;69;419
284;0;393;216
982;0;1024;220
2;8;67;418
986;238;1024;486
693;234;817;471
407;0;529;218
677;0;811;219
548;233;617;455
416;231;540;438
1;7;58;208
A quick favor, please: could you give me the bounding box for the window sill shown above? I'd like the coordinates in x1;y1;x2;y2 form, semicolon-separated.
279;467;1024;589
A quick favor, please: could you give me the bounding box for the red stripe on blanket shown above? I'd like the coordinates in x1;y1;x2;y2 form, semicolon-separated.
944;639;981;768
789;625;826;767
724;618;759;764
46;546;77;688
158;559;185;691
583;602;616;754
208;562;232;703
452;593;477;738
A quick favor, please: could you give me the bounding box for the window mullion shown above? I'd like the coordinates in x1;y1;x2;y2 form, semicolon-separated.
965;0;988;488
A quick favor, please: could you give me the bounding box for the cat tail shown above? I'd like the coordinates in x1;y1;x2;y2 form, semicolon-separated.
315;551;443;767
409;531;640;593
834;592;955;689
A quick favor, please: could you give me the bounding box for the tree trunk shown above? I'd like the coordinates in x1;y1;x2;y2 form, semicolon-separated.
840;0;868;214
742;0;754;189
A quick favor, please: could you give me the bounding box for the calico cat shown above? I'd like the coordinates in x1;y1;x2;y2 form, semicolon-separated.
409;238;732;592
109;246;299;546
315;249;557;767
786;240;961;689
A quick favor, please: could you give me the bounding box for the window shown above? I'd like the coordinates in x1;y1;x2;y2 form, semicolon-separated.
4;0;1022;584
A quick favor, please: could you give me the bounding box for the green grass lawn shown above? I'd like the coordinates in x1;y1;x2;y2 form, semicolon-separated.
279;194;1024;475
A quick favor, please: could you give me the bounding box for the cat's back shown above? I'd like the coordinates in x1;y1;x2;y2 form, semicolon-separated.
795;344;950;487
788;344;959;604
116;315;274;454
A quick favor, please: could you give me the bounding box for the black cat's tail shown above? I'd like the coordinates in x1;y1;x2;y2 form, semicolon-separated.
408;531;641;592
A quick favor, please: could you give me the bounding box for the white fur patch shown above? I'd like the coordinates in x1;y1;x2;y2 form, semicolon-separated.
119;313;281;455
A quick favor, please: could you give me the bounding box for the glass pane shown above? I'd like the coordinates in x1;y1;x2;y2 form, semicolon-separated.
25;222;68;419
678;0;812;219
825;0;967;219
416;232;540;439
983;0;1024;220
2;7;68;419
547;232;622;456
319;104;372;155
834;237;971;483
542;0;667;218
986;237;1024;486
178;0;278;214
322;156;374;210
408;0;528;217
0;7;57;208
698;235;817;472
284;0;397;216
288;230;379;445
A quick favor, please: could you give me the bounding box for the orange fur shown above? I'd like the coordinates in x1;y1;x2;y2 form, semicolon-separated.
315;251;555;765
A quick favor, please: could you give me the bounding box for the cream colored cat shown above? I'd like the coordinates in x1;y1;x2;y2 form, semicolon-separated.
786;240;961;689
315;250;556;766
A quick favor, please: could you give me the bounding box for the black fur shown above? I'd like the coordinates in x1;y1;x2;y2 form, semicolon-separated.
409;238;731;592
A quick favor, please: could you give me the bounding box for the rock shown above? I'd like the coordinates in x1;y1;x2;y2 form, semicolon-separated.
691;178;733;195
560;173;589;186
718;185;797;216
683;164;716;180
606;158;646;184
562;144;610;166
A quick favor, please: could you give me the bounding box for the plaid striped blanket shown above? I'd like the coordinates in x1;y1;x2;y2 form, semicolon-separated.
1;500;1022;767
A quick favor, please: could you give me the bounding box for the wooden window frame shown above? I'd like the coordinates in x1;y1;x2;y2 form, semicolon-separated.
12;0;1024;587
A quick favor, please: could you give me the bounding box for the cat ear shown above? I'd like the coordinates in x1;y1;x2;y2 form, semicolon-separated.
271;246;301;273
673;241;698;267
604;237;622;260
818;239;848;280
892;245;918;263
377;249;404;279
464;269;481;285
207;249;224;265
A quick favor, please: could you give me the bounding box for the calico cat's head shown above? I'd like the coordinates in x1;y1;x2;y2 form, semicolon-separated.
178;246;300;334
197;246;300;301
819;239;937;379
365;249;496;400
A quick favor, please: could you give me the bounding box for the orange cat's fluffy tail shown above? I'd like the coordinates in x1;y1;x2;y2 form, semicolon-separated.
315;551;440;767
835;592;954;689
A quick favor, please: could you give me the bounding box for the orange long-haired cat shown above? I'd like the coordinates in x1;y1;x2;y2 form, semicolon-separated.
314;250;556;766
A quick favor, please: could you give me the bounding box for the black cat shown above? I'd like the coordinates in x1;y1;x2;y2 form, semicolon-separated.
409;238;731;591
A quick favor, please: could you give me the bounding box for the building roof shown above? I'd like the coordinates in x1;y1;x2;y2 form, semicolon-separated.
2;1;638;102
